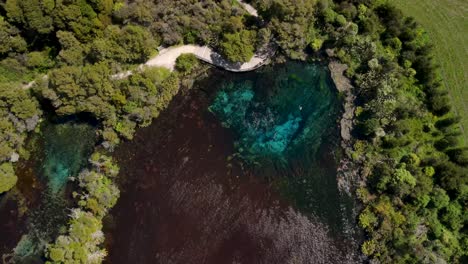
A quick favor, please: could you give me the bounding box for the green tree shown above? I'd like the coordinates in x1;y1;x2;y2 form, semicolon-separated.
175;53;199;73
0;162;17;193
0;16;27;55
220;30;256;62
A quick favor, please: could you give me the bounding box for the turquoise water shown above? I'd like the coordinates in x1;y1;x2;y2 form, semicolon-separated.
41;121;96;194
4;119;96;262
106;62;361;262
209;62;358;238
210;62;340;166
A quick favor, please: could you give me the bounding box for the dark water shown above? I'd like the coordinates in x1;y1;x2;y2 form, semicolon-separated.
106;62;361;263
0;119;96;262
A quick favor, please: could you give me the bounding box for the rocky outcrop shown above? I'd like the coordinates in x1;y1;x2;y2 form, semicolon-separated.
328;59;359;196
329;61;354;143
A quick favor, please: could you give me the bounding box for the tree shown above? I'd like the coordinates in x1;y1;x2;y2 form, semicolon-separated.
220;30;256;62
175;53;199;73
0;162;17;193
56;31;86;66
0;16;27;55
5;0;54;34
90;25;156;63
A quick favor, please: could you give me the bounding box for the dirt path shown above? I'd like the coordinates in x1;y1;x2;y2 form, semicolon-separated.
237;0;258;17
145;44;269;72
24;0;267;87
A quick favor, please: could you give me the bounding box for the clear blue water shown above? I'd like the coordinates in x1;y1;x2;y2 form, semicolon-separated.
210;61;340;166
3;119;96;262
106;62;361;263
41;121;96;194
209;62;359;240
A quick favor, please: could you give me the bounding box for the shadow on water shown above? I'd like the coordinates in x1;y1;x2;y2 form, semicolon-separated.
0;114;96;263
106;62;362;263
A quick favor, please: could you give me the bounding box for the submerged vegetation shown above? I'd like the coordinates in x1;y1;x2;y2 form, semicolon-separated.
0;0;466;263
209;62;338;165
45;152;120;263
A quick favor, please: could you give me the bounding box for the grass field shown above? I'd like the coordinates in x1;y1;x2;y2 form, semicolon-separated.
393;0;468;145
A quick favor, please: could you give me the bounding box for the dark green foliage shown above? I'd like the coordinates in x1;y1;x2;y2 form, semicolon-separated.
89;25;157;64
0;16;27;56
113;0;251;46
0;0;465;263
248;0;468;262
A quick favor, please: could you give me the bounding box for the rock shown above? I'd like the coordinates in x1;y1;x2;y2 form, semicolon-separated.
10;152;19;162
326;49;335;57
25;115;40;131
328;60;364;196
8;113;26;133
328;61;355;143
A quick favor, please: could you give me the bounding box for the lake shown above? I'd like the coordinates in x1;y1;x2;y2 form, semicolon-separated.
105;61;362;263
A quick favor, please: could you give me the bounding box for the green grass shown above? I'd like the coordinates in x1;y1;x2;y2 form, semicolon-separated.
393;0;468;145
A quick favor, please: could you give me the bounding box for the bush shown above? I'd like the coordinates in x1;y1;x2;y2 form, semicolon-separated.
0;162;17;193
175;53;199;73
220;30;256;62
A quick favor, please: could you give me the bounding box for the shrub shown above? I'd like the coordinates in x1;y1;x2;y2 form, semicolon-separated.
175;53;199;73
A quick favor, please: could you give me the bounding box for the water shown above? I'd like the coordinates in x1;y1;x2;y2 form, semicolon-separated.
210;62;338;164
106;62;361;263
0;118;96;262
40;121;96;194
209;62;356;234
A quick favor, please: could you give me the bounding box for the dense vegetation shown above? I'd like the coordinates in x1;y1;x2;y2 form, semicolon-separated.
0;0;466;263
45;152;120;263
248;0;467;262
393;0;468;145
0;0;243;262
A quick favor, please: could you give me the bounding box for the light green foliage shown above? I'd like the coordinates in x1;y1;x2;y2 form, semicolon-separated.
392;166;416;188
45;209;106;264
56;31;86;66
77;158;120;217
361;239;376;256
5;0;54;34
26;51;55;71
0;162;17;193
310;38;324;52
359;207;378;232
46;152;119;263
220;30;257;62
175;53;200;73
0;83;41;193
431;188;450;209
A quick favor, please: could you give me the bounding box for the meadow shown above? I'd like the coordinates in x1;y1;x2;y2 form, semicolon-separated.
393;0;468;144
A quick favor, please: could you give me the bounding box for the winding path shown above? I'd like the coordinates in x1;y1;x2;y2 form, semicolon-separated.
25;0;267;86
146;44;270;72
114;0;267;78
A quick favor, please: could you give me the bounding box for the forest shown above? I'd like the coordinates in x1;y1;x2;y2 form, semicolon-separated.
0;0;466;263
